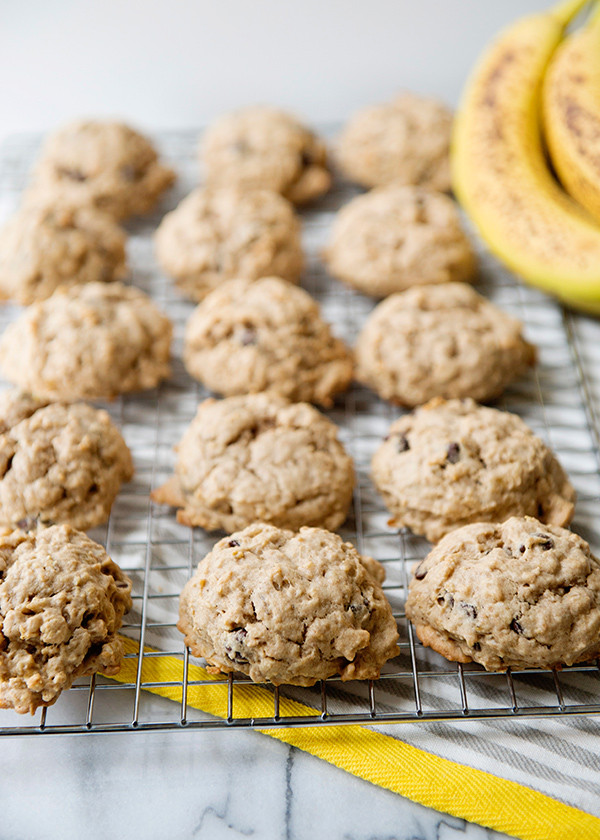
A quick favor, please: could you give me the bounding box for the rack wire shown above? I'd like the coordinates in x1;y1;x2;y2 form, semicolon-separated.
1;129;600;736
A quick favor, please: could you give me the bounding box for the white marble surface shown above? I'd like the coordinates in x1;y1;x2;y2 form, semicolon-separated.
1;724;513;840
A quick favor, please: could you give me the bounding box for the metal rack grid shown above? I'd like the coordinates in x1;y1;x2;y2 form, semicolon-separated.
1;129;600;737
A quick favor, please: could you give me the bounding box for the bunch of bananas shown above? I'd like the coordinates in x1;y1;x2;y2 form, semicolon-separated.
452;0;600;314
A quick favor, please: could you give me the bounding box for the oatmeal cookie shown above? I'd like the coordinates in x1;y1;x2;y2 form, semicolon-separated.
155;187;303;301
183;276;353;406
0;202;127;304
27;119;175;219
151;394;355;533
406;517;600;670
337;92;453;191
372;398;575;542
202;106;331;204
324;185;476;297
0;282;172;401
355;283;535;405
0;392;133;531
178;522;399;685
0;524;131;713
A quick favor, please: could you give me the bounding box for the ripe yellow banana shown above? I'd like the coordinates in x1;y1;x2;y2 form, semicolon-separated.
452;0;600;314
543;4;600;225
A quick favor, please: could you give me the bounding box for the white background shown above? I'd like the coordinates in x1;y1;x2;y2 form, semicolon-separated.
2;0;556;141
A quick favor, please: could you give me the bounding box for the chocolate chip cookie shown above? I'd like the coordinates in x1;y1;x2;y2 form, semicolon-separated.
372;398;575;542
324;185;476;297
0;282;172;401
0;391;133;531
201;106;331;204
151;394;355;533
0;203;127;304
155;187;303;301
178;522;399;685
355;283;536;406
337;92;453;191
406;517;600;671
27;120;175;219
0;524;132;713
183;276;353;406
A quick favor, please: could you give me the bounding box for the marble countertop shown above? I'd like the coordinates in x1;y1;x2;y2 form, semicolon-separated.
2;725;512;840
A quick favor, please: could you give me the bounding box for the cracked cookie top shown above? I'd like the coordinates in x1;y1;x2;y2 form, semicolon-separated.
178;522;399;686
0;282;172;401
183;276;353;406
0;391;133;531
0;524;132;713
372;398;575;542
0;202;127;304
406;517;600;671
324;185;476;297
337;92;453;191
27;120;175;220
151;393;355;533
355;283;536;406
201;107;331;204
155;187;304;301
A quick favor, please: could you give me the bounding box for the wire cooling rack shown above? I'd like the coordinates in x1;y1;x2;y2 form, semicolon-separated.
1;129;600;737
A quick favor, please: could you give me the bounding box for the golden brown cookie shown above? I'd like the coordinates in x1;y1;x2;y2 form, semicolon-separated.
155;187;303;301
183;276;353;407
201;106;331;204
406;517;600;671
0;524;131;713
27;120;175;219
151;393;355;533
355;283;535;406
178;522;399;685
0;282;172;401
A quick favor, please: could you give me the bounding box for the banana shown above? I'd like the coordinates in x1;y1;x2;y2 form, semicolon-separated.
543;4;600;225
452;0;600;314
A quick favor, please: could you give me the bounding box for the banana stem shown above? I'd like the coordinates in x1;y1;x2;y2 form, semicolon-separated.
551;0;589;26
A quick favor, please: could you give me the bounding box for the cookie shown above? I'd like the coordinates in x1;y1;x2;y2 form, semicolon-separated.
0;282;172;401
324;185;476;297
0;524;132;713
201;106;331;204
151;394;355;533
27;120;175;220
155;187;303;302
337;92;453;191
0;203;127;304
0;391;133;531
355;283;535;406
405;517;600;671
183;276;353;406
178;522;399;685
372;398;575;543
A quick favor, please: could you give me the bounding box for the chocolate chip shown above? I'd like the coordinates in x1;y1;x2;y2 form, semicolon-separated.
228;539;240;547
510;619;524;635
533;533;554;550
239;327;257;346
121;164;142;182
300;150;313;168
58;166;87;182
414;563;427;580
473;642;481;651
519;545;526;554
15;516;38;532
437;592;454;608
446;442;461;464
397;434;410;453
461;602;477;619
233;140;249;154
225;627;249;665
